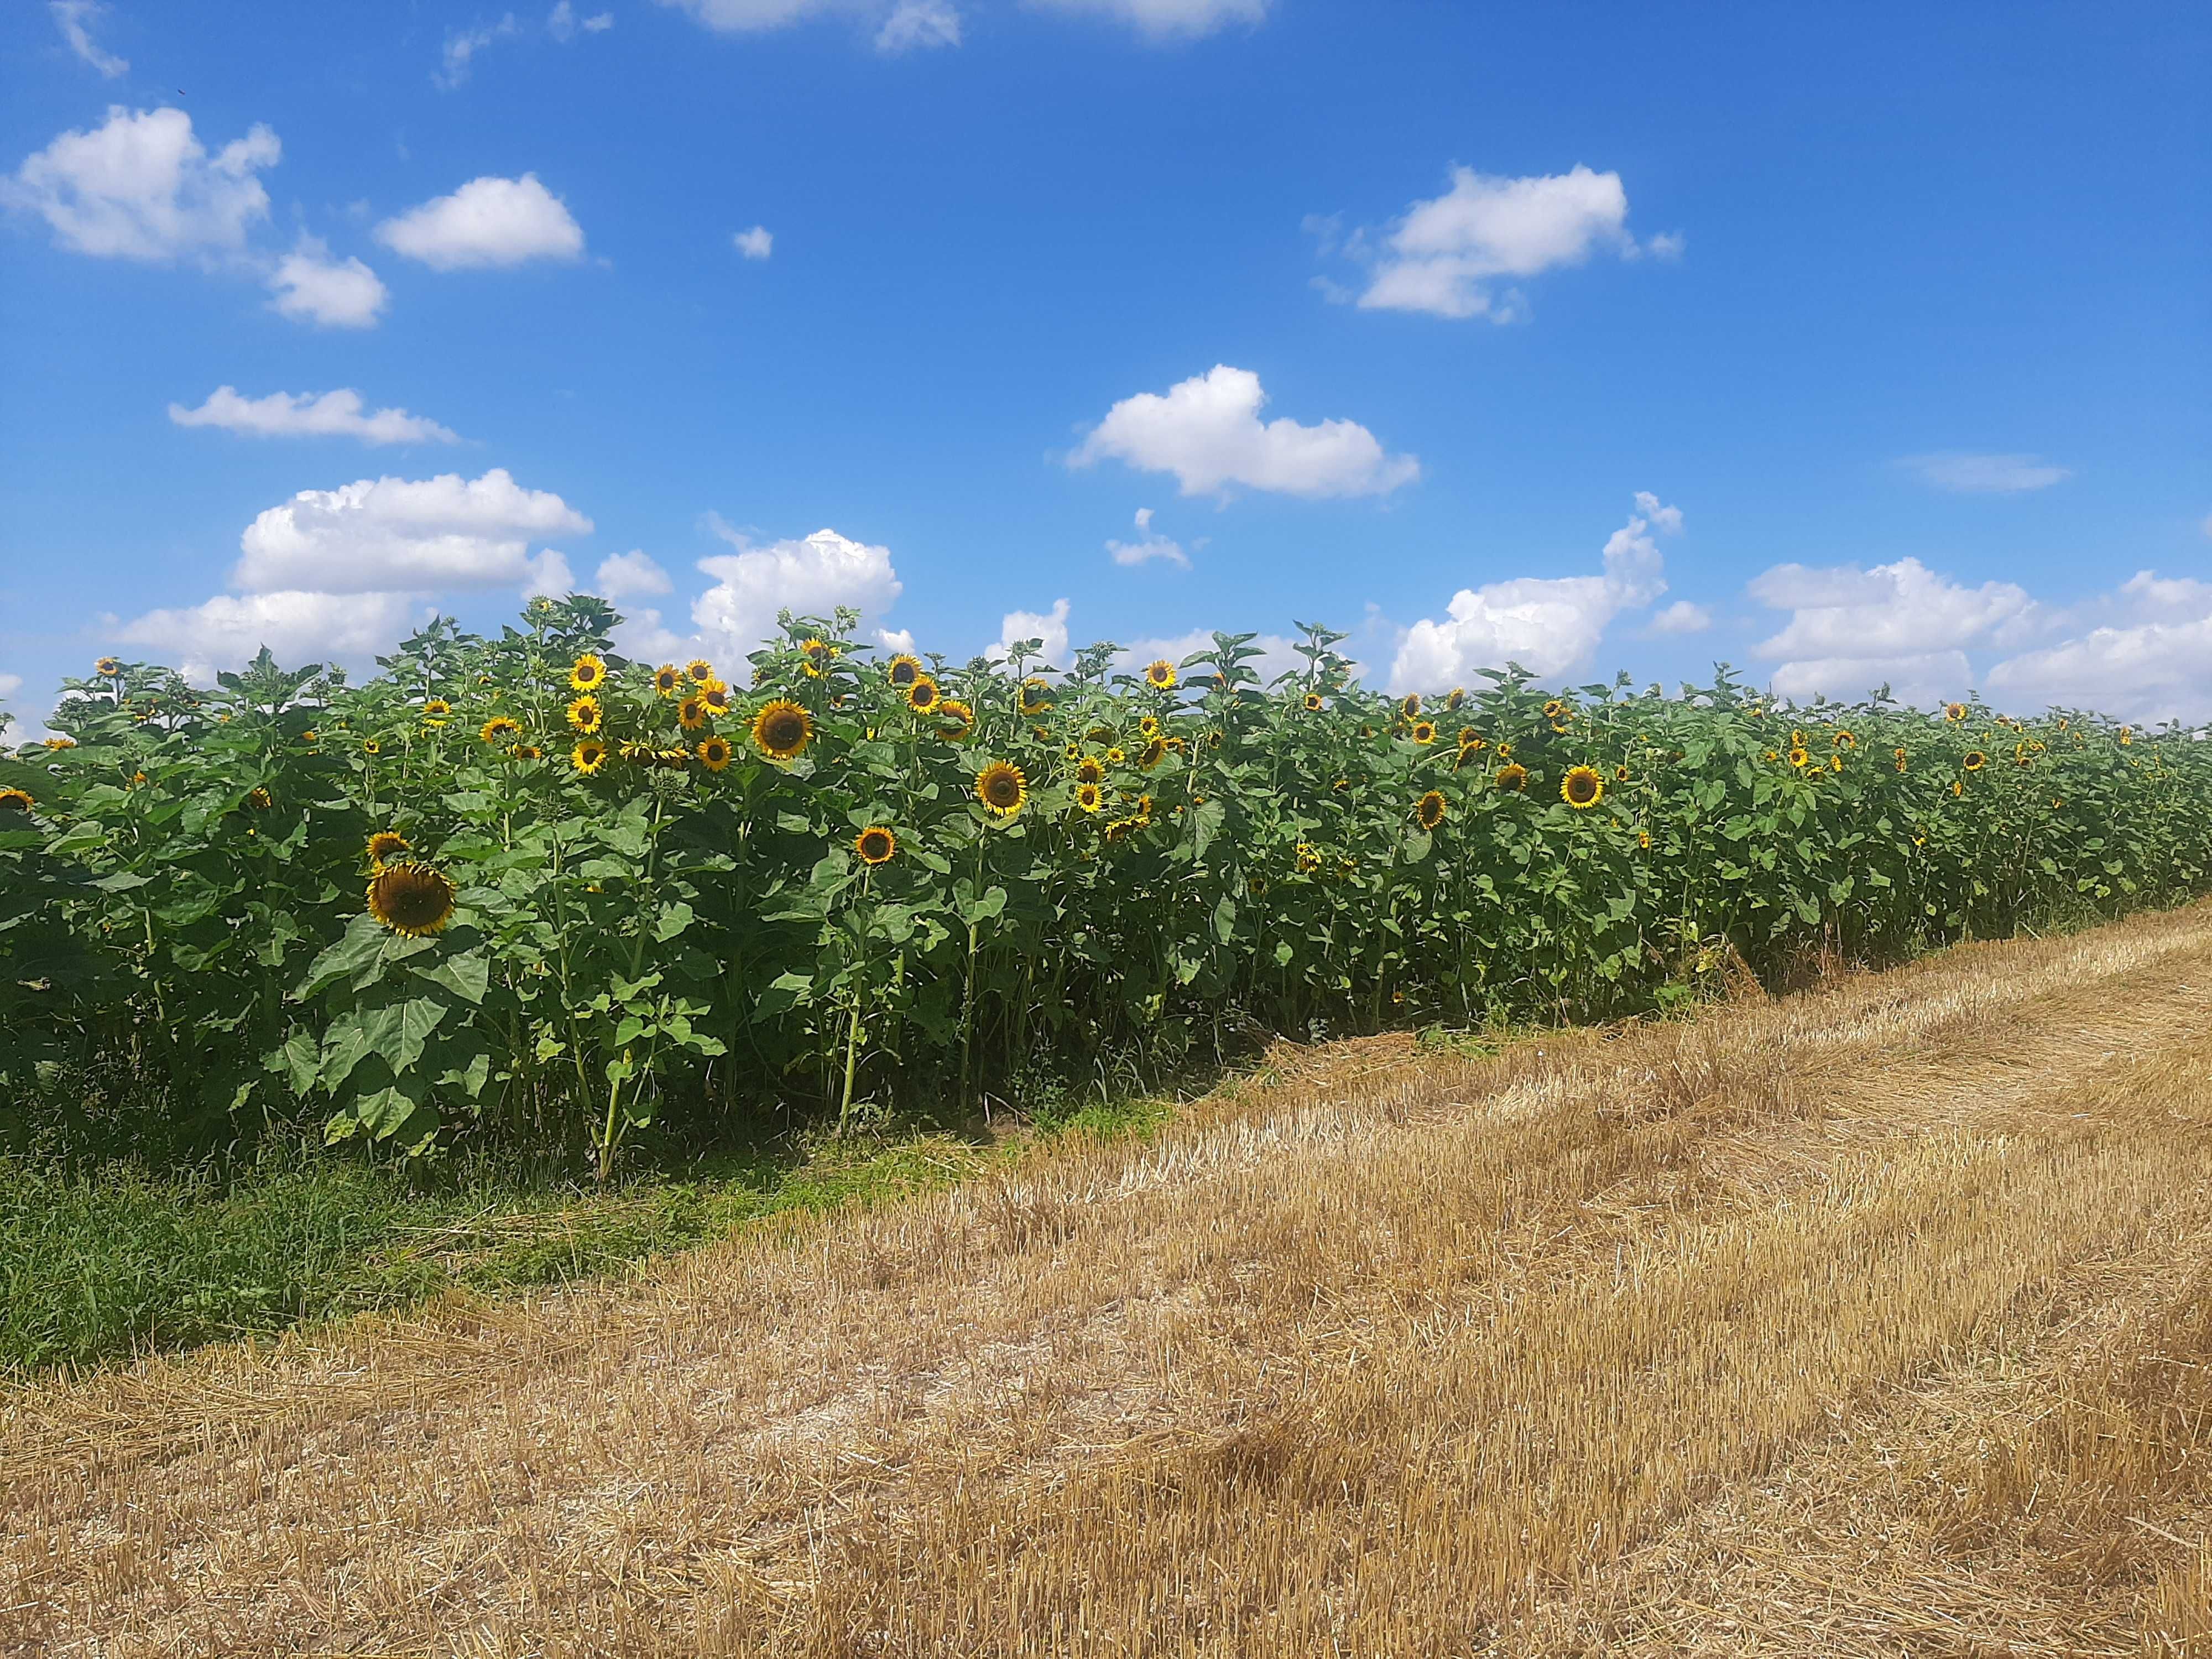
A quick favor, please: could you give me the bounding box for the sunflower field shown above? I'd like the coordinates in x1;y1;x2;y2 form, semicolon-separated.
3;596;2207;1174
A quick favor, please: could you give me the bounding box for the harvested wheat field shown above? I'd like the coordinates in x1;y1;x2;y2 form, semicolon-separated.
7;906;2212;1658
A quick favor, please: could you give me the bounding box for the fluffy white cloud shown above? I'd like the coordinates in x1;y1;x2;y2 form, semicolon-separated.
116;591;424;682
1750;556;2036;666
732;224;774;259
0;672;22;701
51;0;127;77
169;387;460;445
690;528;904;658
1339;165;1671;321
375;174;585;270
593;550;674;598
1647;599;1712;635
1389;492;1680;692
3;106;278;262
878;0;961;48
993;598;1071;669
1106;507;1190;569
232;469;591;594
547;2;615;39
1024;0;1266;37
521;549;575;598
1073;364;1418;500
264;236;389;328
1898;452;2072;494
1985;570;2212;723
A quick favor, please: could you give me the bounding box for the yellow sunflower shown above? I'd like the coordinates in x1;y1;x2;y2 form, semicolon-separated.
798;637;833;677
1561;765;1604;809
855;825;898;865
1303;692;1324;712
1945;702;1968;723
697;735;734;771
1829;753;1843;772
366;830;411;869
653;664;685;698
513;744;542;760
1453;743;1481;771
1019;678;1055;716
701;681;735;716
679;697;707;731
1415;789;1447;831
1074;755;1106;786
1895;748;1909;772
1496;763;1528;792
1145;660;1177;691
95;656;122;677
752;700;813;761
1542;699;1565;719
1963;750;1986;771
1138;737;1167;771
1074;781;1104;813
1107;747;1126;764
975;760;1027;818
1409;721;1437;745
1495;740;1513;758
906;675;941;713
567;696;603;733
937;699;975;739
569;654;607;692
1446;687;1465;711
1788;746;1810;769
1296;842;1322;873
886;654;922;687
1639;828;1653;849
572;738;609;774
2119;727;2134;745
1833;729;1857;749
366;862;457;938
362;738;382;756
421;699;451;726
1138;714;1161;739
480;716;521;744
1614;765;1631;782
686;658;714;684
0;788;34;812
1952;779;1964;797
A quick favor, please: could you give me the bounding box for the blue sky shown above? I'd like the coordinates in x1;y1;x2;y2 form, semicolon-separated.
4;0;2208;732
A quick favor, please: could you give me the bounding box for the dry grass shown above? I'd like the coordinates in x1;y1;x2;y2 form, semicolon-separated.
6;905;2212;1657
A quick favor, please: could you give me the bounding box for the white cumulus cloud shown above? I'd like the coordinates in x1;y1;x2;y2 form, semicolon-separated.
1745;556;2040;706
116;590;425;682
51;0;127;77
3;105;279;262
169;387;460;445
732;224;773;259
690;527;904;659
232;468;591;594
1389;492;1681;693
1325;164;1673;322
593;550;674;598
993;598;1072;669
1897;452;2073;494
1073;364;1418;500
1106;507;1191;568
1985;570;2212;723
1647;599;1712;635
1023;0;1266;38
264;234;389;328
375;174;585;270
877;0;961;48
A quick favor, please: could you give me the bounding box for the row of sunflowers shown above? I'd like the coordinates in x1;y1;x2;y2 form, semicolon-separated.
2;594;2205;1174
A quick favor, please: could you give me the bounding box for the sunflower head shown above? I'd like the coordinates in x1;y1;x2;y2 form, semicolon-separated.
886;654;921;687
975;760;1027;818
1415;789;1447;831
798;637;833;677
1296;842;1322;873
752;700;813;761
1945;702;1968;723
567;696;604;733
1074;780;1104;813
906;675;941;713
570;654;607;692
1145;660;1177;691
480;716;521;744
1496;763;1528;792
1410;721;1437;746
0;788;34;812
1138;714;1161;739
653;665;684;697
1138;737;1167;771
573;738;609;774
679;697;707;731
1895;749;1909;772
1303;692;1324;712
95;656;122;677
366;830;411;869
1561;765;1604;809
2119;727;2133;745
1788;746;1811;769
697;735;733;771
1446;687;1465;711
1019;678;1055;716
1639;828;1653;850
362;738;382;756
1829;753;1843;771
937;698;975;739
1834;729;1857;749
1107;747;1126;764
366;862;457;938
701;682;734;715
513;744;542;761
1495;740;1512;759
1963;750;1986;771
1542;699;1565;720
678;659;710;687
1614;765;1631;782
1453;743;1481;771
1952;779;1964;796
1074;755;1105;786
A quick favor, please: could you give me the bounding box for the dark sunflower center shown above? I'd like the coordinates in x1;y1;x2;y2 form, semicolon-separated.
375;869;452;928
1568;775;1598;803
860;831;891;860
890;662;917;685
985;775;1019;807
763;711;805;749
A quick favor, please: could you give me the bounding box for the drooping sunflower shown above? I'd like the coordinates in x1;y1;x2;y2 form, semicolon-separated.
975;760;1027;818
1496;763;1528;792
1788;746;1811;769
0;788;34;813
855;825;898;865
480;716;521;744
1963;750;1986;771
246;786;273;810
1074;781;1104;813
1945;702;1968;723
1145;660;1177;691
567;696;604;733
570;654;607;692
697;735;734;771
1458;730;1484;750
798;637;833;677
1415;790;1448;831
1303;692;1324;713
679;697;708;731
886;654;922;688
1561;766;1605;809
1074;755;1106;786
1138;737;1167;771
1446;687;1465;711
367;830;411;869
1833;729;1857;749
1019;678;1055;716
1409;721;1437;746
366;862;457;938
751;700;813;761
686;658;714;685
906;675;941;713
572;738;609;774
95;656;122;677
937;699;975;739
1453;743;1481;772
653;664;685;698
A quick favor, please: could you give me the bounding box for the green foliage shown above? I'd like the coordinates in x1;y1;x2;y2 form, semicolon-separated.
4;602;2208;1172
